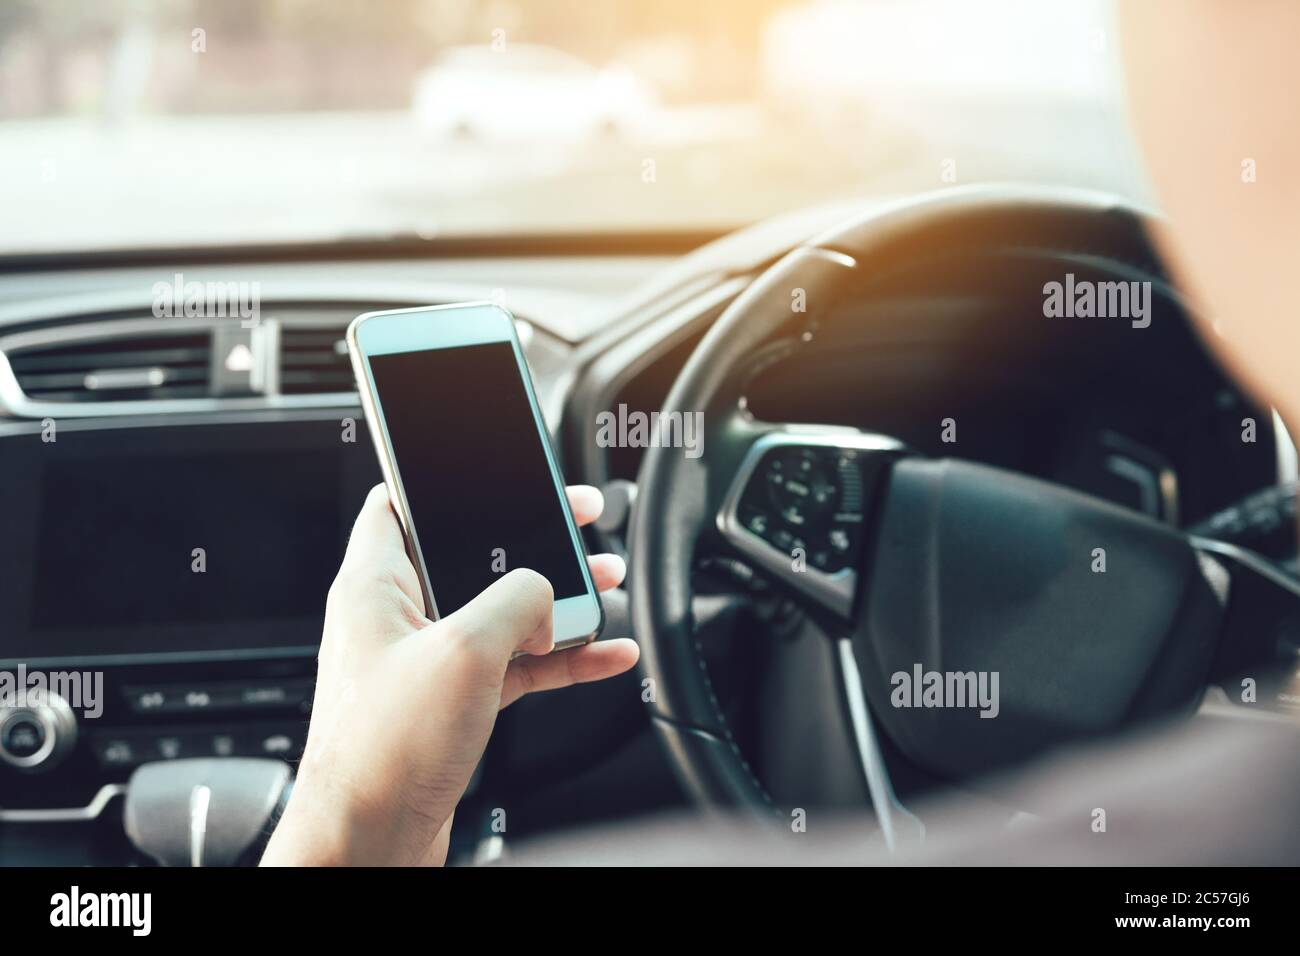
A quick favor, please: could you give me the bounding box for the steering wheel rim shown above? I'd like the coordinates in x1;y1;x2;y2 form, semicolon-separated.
627;184;1197;814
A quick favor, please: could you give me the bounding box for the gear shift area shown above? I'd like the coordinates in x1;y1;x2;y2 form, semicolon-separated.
123;758;291;867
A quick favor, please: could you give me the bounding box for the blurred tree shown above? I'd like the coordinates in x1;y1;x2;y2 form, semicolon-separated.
0;0;121;114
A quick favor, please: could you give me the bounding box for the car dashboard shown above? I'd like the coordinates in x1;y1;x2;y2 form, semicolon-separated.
0;201;1293;864
0;249;689;862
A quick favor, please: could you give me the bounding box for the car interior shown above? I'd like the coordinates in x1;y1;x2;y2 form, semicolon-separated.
1;0;1297;869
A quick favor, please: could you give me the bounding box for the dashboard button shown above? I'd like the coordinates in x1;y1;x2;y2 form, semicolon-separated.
182;689;218;710
261;734;294;756
90;723;307;768
93;737;137;768
240;685;292;708
238;723;306;761
132;690;167;712
229;681;313;713
124;680;313;716
0;692;77;772
1;715;44;759
92;731;198;767
123;685;218;714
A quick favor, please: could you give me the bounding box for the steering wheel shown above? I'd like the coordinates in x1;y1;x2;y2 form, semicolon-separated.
629;185;1287;836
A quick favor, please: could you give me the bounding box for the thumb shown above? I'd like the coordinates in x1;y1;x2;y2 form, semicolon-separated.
433;568;555;662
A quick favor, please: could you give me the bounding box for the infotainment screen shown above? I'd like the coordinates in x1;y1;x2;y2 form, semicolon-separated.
0;413;380;663
32;452;341;630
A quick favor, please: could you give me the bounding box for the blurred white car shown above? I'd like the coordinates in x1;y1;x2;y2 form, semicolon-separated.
412;44;657;142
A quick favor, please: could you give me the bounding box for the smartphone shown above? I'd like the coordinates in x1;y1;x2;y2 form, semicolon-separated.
346;302;603;649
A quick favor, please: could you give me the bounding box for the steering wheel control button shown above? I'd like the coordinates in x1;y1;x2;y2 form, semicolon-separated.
719;432;908;619
1191;483;1299;560
765;448;839;528
742;445;872;571
836;456;865;513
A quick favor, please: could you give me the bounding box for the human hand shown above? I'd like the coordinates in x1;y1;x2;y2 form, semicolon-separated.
261;484;638;866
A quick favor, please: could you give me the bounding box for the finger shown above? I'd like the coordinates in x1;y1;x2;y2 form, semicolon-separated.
587;553;626;592
340;484;407;573
500;638;640;708
336;484;425;609
434;567;555;662
566;484;604;527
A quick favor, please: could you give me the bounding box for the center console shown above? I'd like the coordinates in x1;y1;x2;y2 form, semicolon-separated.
0;409;380;819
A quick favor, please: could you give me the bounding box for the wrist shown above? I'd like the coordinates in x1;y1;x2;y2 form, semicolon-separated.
262;760;449;866
261;784;357;866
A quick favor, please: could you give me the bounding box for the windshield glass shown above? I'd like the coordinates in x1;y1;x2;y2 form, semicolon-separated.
0;0;1145;253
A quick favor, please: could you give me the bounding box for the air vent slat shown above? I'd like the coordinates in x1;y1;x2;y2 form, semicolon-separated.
278;326;354;395
283;332;345;349
20;384;213;404
5;328;213;404
9;347;210;373
281;351;346;368
279;371;355;386
19;366;210;393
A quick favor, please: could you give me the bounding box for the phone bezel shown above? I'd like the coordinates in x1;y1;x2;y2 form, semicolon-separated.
346;301;604;648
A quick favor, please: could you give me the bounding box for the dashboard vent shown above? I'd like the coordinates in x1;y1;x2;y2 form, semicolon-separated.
6;330;213;403
279;326;354;395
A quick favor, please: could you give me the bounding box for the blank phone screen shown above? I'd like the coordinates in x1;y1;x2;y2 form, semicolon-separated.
368;341;588;616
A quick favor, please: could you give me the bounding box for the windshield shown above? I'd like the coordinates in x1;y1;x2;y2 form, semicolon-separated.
0;0;1145;254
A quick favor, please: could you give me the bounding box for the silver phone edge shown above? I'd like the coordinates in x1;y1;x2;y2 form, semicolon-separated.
346;309;442;621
